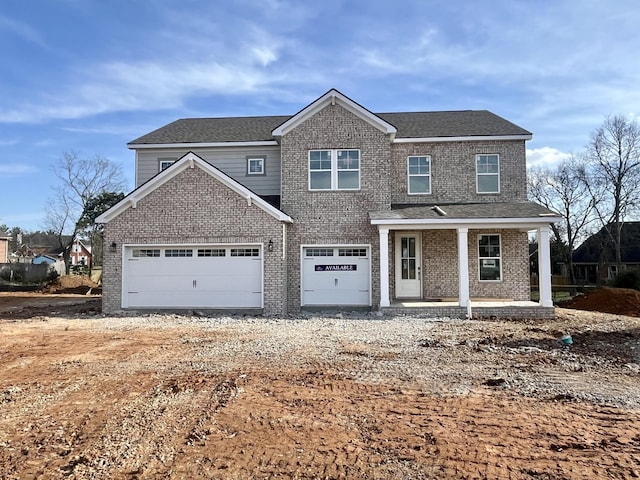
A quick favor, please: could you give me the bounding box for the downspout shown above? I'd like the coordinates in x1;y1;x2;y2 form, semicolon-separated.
282;223;286;260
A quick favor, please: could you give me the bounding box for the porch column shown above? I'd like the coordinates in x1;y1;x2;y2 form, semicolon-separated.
379;227;390;307
457;228;470;313
537;225;553;307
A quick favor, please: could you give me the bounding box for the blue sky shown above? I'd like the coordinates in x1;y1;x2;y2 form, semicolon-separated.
2;0;640;232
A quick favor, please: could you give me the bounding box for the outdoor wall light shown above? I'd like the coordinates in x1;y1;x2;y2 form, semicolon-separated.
110;242;117;251
268;239;274;252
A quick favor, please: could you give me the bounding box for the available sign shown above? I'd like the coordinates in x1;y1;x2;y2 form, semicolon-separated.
315;264;357;272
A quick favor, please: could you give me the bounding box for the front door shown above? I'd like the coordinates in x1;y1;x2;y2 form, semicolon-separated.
395;233;422;298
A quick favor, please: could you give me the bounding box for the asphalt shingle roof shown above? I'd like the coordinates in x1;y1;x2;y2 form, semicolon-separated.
128;110;531;145
370;202;558;221
573;222;640;263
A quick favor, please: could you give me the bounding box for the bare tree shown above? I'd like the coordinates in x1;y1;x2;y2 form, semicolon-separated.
527;156;596;283
584;115;640;270
44;152;126;274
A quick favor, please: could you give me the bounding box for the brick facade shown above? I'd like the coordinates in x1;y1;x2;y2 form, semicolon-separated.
102;166;287;315
389;228;530;302
103;90;555;319
280;103;391;312
390;140;528;204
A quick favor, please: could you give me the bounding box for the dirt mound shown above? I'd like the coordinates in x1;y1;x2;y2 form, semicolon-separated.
45;275;100;295
561;287;640;317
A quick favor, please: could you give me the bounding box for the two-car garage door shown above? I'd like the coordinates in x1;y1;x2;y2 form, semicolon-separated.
123;245;262;309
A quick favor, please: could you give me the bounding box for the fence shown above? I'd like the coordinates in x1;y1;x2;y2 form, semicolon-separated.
0;263;52;285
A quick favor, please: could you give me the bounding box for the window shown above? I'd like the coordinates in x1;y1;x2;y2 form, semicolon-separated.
309;149;360;190
304;248;334;257
159;160;175;171
407;156;431;194
338;248;367;257
230;248;260;257
198;248;226;257
478;235;501;281
476;154;499;193
247;156;265;175
132;249;160;258
165;249;193;257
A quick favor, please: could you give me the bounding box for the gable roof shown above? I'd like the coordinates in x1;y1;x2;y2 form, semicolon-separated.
573;222;640;264
272;89;397;137
128;90;531;147
96;152;293;224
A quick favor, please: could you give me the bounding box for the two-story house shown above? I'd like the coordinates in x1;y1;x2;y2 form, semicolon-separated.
97;89;560;318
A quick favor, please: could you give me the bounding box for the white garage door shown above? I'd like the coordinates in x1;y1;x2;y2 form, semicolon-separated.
302;246;370;306
123;245;262;309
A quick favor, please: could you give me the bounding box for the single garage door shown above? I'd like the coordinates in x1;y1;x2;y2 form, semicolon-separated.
123;245;262;309
302;246;370;306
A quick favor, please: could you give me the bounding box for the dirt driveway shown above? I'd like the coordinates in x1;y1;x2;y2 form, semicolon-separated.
1;296;640;479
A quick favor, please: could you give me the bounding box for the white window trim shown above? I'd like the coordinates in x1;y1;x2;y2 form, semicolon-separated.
407;155;431;195
246;156;266;176
476;154;500;194
308;149;361;191
478;234;502;282
159;159;176;172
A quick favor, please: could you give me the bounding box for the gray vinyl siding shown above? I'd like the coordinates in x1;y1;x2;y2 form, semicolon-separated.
134;146;281;195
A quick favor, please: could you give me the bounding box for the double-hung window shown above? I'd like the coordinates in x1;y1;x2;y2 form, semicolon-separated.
478;234;501;281
476;154;499;193
309;149;360;190
407;156;431;194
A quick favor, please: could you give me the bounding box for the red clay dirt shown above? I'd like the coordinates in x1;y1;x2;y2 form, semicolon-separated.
1;288;639;479
561;287;640;317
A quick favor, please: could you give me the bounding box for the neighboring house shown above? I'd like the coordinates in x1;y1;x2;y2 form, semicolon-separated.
67;239;92;268
33;254;65;276
573;222;640;284
97;89;560;318
0;235;10;263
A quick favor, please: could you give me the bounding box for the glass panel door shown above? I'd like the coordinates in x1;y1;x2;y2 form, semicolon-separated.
395;233;422;298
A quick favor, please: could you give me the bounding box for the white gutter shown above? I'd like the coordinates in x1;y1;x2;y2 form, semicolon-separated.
393;134;532;143
128;141;279;150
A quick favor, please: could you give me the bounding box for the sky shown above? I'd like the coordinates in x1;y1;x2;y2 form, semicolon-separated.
1;0;640;232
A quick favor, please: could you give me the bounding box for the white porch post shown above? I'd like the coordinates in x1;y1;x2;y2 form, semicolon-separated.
457;228;470;315
537;225;553;307
379;227;390;307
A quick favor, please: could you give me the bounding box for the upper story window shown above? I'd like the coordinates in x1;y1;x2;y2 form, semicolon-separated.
309;149;360;191
407;156;431;194
476;154;500;193
247;156;265;175
478;234;501;281
159;159;175;172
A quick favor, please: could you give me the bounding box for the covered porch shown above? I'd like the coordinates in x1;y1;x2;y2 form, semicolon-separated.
370;203;561;319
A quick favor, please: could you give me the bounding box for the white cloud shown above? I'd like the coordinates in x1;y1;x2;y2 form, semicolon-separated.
252;46;278;67
0;14;47;48
0;163;38;175
526;147;573;169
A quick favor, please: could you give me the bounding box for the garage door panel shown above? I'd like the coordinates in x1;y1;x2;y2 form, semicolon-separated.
302;248;370;306
124;246;262;309
128;290;262;308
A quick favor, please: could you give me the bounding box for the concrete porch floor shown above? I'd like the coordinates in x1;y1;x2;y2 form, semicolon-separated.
384;298;553;319
391;299;541;308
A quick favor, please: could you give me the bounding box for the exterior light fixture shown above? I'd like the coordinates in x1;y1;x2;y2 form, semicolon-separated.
268;239;274;252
